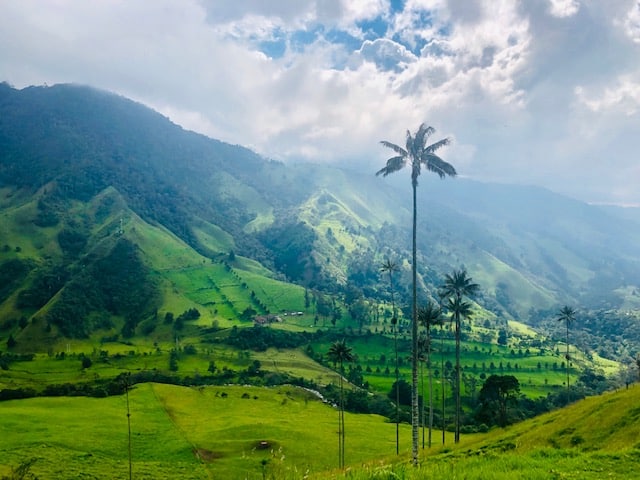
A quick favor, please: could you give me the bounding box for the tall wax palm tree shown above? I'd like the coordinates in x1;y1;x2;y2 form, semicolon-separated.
380;258;401;455
557;306;576;402
440;269;478;444
376;124;455;465
418;300;443;448
327;339;354;469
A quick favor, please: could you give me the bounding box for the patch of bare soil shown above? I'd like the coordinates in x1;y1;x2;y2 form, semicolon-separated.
194;448;224;463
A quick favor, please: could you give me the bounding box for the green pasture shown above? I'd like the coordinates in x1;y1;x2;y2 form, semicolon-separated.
0;195;60;260
1;340;258;389
252;348;338;386
310;333;581;399
0;383;414;479
234;269;306;314
2;366;639;479
1;316;600;408
192;220;235;254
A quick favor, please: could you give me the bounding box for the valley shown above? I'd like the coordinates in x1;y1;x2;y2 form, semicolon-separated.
1;83;639;478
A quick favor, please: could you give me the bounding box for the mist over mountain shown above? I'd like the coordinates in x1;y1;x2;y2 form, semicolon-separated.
1;82;639;351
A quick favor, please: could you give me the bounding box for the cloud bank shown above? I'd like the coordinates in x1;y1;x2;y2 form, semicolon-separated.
0;0;639;205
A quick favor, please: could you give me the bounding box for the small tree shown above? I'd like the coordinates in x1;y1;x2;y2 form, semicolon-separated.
169;349;179;372
477;374;520;427
81;356;92;369
208;360;217;374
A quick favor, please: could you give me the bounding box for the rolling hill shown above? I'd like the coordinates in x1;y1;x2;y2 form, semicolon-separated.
0;381;638;479
1;81;640;357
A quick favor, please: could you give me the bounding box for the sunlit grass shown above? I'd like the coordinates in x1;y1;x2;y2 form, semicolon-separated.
2;384;639;479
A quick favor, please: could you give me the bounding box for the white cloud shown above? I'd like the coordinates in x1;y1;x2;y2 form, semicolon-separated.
356;38;417;71
547;0;581;18
620;1;640;43
0;0;639;205
575;75;640;115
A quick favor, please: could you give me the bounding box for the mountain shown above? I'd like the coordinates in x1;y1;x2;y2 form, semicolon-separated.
1;82;639;353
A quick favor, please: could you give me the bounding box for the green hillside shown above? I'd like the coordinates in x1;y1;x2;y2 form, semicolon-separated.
2;82;640;479
1;382;639;479
2;83;640;330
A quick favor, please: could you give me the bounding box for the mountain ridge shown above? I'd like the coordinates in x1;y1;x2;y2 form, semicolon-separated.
1;82;639;353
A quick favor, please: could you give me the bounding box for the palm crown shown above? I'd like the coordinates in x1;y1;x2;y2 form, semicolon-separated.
376;123;456;186
440;269;480;300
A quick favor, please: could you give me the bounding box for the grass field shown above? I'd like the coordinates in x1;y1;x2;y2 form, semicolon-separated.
1;383;639;479
0;383;413;479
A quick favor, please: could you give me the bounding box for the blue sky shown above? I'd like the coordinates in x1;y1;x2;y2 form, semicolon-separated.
1;0;639;205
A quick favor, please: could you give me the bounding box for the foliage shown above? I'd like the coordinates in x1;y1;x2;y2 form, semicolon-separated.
0;259;32;304
476;374;520;427
46;239;159;337
224;325;316;351
57;228;88;257
388;379;412;406
257;220;320;285
16;263;69;310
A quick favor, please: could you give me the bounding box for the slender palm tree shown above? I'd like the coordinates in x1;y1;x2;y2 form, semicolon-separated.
327;339;354;469
377;124;455;465
556;306;576;402
418;300;443;448
440;269;478;444
380;258;400;454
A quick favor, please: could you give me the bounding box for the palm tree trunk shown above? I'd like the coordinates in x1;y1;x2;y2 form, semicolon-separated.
394;323;399;455
455;309;461;444
389;272;400;456
566;323;570;401
337;395;341;468
411;181;419;466
421;359;425;449
441;325;446;445
338;361;345;469
428;327;433;448
125;375;132;480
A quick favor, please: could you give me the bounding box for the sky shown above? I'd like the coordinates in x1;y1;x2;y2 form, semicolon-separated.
1;0;639;206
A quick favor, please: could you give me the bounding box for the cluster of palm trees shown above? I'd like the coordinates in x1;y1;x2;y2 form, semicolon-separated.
324;123;577;468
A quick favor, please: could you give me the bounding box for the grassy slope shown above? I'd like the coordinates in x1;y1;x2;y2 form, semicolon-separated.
1;184;308;348
412;384;640;480
1;382;639;479
0;383;412;479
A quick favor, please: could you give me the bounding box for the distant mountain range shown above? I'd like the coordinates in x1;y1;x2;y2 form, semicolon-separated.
1;82;639;347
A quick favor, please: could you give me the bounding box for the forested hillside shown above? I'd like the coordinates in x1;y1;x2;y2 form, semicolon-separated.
1;82;640;362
